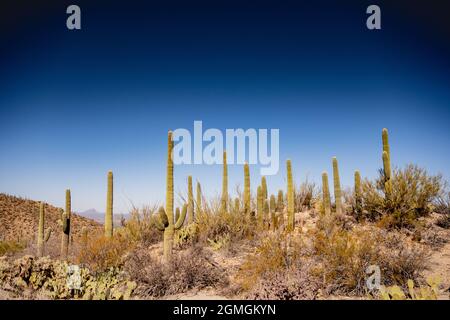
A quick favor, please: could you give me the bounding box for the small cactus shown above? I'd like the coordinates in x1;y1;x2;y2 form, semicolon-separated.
81;227;88;249
61;189;71;260
332;157;342;215
270;194;277;229
264;199;269;228
105;170;114;238
382;128;392;200
221;151;228;213
322;172;331;215
244;162;251;214
286;159;295;231
354;170;362;218
187;176;194;224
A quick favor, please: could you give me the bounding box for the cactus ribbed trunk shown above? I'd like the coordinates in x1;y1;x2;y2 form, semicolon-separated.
187;176;194;224
277;190;284;212
221;151;228;213
257;186;263;227
196;182;202;214
261;177;268;201
354;170;362;218
322;172;332;215
270;195;277;229
382;128;392;200
105;171;114;238
332;157;342;215
61;189;71;260
244;163;251;214
37;202;45;257
164;131;175;262
286;159;295;231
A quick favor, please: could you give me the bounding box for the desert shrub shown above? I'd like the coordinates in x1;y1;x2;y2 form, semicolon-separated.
0;240;25;256
76;234;131;273
295;180;316;211
361;164;442;229
436;214;450;229
195;201;257;248
122;205;161;246
237;231;304;291
245;261;321;300
124;246;227;298
309;223;429;295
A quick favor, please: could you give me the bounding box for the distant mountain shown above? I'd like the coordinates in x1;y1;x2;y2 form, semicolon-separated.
77;209;130;226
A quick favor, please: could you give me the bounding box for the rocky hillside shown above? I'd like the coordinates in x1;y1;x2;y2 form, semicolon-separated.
0;193;102;244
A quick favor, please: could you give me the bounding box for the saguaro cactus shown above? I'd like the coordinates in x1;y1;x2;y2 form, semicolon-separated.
244;162;251;214
382;128;392;199
154;131;187;262
196;182;202;214
81;227;88;250
221;151;228;213
264;199;269;227
322;172;332;215
261;176;268;200
61;189;71;259
257;186;263;227
332;157;343;216
105;170;114;238
37;202;51;257
270;194;277;229
277;190;284;212
354;170;362;218
187;176;194;224
286;159;295;231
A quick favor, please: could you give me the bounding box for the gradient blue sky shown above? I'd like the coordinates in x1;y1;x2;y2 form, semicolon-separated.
1;0;449;213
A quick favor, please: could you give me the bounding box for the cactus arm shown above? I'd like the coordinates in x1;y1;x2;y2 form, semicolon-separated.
44;228;52;242
174;203;187;230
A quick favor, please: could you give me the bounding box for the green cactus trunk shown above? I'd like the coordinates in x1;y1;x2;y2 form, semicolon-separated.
196;182;202;215
187;176;194;224
105;171;114;238
261;176;268;200
81;227;88;250
332;157;343;216
154;131;187;263
175;207;180;222
264;199;269;228
61;189;71;260
322;172;332;215
221;151;228;213
286;159;295;231
244;163;251;214
382;128;392;200
37;202;45;257
277;190;284;212
354;170;362;219
270;194;277;229
257;186;263;227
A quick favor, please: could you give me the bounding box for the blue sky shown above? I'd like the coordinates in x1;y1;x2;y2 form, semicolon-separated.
1;0;449;213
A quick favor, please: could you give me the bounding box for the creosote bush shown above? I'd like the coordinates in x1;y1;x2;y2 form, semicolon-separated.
122;205;161;246
76;234;131;273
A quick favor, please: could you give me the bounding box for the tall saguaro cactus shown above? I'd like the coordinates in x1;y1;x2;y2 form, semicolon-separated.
196;182;202;214
322;172;332;215
382;128;392;199
354;170;362;218
105;171;114;238
261;176;268;201
154;131;187;263
286;159;295;231
332;157;343;215
187;175;194;224
244;162;251;214
37;202;51;257
61;189;71;259
221;151;228;213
